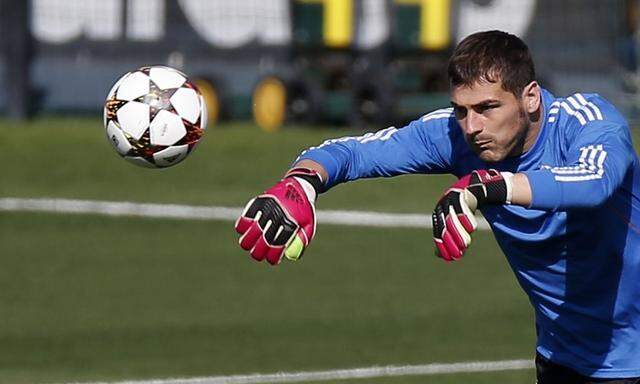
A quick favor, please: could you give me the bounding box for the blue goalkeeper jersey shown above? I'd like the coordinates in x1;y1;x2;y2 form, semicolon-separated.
296;88;640;378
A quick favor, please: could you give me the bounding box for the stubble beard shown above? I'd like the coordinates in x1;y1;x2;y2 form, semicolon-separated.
478;106;530;163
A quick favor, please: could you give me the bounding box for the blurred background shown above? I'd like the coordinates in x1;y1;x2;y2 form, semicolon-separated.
1;1;639;383
2;0;640;128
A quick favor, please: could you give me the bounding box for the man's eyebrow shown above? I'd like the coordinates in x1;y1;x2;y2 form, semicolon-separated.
474;99;501;107
450;99;501;108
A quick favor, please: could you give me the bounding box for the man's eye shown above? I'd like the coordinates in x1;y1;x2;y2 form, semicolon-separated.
478;105;497;113
454;107;467;118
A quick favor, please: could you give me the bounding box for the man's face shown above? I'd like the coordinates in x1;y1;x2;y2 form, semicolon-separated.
450;80;530;163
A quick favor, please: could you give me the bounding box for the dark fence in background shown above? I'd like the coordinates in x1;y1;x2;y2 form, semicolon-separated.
0;0;638;128
1;0;30;119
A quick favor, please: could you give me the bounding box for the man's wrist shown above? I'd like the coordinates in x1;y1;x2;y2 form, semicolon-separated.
284;167;325;198
509;172;533;207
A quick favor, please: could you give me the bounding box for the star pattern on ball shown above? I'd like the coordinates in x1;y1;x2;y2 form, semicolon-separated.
137;79;180;122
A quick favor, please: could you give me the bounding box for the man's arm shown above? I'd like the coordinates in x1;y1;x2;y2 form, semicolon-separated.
292;159;329;186
289;160;536;206
524;125;633;212
433;118;633;261
235;114;455;265
294;115;453;189
511;173;533;207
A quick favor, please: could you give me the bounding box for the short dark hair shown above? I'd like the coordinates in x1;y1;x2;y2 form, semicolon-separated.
447;30;535;97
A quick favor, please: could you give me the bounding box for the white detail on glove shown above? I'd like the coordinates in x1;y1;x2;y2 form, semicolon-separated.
501;172;514;205
293;177;318;203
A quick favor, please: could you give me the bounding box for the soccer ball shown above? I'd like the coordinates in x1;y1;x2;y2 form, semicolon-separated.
103;66;207;168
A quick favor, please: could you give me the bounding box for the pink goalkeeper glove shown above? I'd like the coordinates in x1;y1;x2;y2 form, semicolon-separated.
432;169;513;262
234;168;323;265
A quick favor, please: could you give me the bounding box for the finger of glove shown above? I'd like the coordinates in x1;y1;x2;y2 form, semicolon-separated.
457;192;478;232
267;244;286;265
434;238;452;262
442;228;464;260
252;236;284;264
249;235;269;261
448;205;473;245
239;221;263;251
445;213;470;249
264;240;286;265
235;216;254;235
458;213;477;234
235;198;257;234
249;220;284;265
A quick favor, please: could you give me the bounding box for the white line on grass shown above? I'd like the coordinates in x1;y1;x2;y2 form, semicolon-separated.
0;197;491;230
11;197;511;383
65;359;534;384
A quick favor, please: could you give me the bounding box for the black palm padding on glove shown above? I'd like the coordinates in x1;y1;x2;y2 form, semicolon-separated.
243;197;298;246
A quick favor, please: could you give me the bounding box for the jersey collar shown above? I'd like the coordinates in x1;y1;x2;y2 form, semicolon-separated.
491;87;556;170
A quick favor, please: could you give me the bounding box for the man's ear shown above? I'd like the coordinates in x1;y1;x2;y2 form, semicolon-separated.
522;81;541;114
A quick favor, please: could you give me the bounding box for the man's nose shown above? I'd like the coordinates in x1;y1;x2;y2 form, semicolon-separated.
464;111;483;135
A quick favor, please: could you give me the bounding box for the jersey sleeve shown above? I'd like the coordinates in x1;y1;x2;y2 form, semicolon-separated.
294;112;455;190
523;99;634;211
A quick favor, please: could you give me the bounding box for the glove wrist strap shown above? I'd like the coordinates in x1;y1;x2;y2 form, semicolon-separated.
285;168;325;196
469;170;514;207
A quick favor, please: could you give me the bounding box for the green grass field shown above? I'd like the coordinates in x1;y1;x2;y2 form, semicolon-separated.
0;118;538;383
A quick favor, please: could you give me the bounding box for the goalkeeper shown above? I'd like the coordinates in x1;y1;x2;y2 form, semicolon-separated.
235;30;640;383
